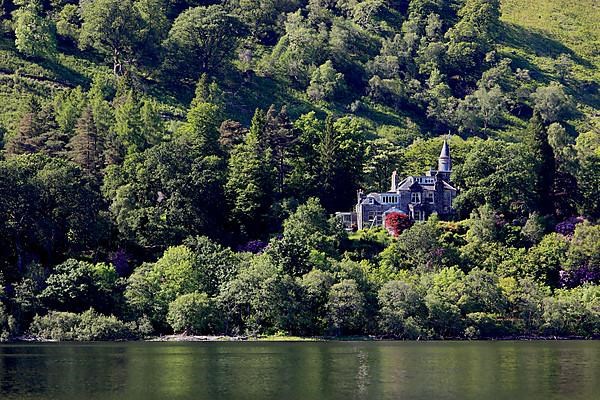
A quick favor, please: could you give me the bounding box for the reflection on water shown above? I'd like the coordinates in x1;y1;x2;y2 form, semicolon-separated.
0;341;599;400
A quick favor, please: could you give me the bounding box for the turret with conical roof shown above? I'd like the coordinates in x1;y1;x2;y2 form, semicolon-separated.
438;139;451;173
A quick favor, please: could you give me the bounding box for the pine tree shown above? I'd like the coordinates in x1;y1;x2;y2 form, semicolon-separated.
529;111;556;216
178;75;223;155
218;120;247;152
5;98;49;156
265;105;298;195
114;90;145;154
225;108;274;238
88;83;121;166
68;107;104;177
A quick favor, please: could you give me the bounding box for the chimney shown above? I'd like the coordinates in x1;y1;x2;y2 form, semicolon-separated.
391;171;398;191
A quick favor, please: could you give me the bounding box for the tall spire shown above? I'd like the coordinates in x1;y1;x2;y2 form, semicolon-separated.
438;139;451;172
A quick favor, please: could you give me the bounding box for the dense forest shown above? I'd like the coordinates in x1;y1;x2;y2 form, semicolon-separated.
0;0;598;340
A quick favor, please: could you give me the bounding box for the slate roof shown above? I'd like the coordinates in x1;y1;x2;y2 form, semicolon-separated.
395;176;457;192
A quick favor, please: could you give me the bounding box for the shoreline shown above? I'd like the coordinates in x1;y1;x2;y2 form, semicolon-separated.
7;334;599;343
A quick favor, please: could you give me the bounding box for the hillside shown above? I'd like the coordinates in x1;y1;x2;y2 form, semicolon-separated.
0;0;597;137
500;0;599;129
0;0;599;341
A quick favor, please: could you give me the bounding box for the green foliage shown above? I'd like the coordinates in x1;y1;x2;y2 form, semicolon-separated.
327;279;366;335
541;285;600;337
29;309;137;341
0;0;598;342
565;223;600;274
40;259;118;313
575;130;600;219
0;155;105;277
217;253;299;335
424;267;465;337
268;198;344;276
167;292;217;334
177;79;222;154
79;0;145;75
14;0;56;59
162;5;243;81
531;83;575;124
55;4;80;43
114;91;161;154
446;0;500;74
455;140;537;216
522;212;547;245
104;139;225;248
0;301;16;342
298;269;335;334
307;61;346;101
225;108;274;239
377;280;427;338
183;236;239;296
380;216;451;272
125;246;198;325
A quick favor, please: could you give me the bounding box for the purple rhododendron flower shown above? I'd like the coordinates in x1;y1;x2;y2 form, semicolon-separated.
559;265;600;288
555;216;585;237
109;248;131;276
237;240;268;254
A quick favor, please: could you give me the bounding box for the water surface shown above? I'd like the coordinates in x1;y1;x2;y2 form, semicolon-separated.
0;341;598;400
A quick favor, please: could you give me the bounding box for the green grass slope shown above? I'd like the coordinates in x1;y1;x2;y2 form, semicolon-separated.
0;0;598;137
501;0;599;76
500;0;599;129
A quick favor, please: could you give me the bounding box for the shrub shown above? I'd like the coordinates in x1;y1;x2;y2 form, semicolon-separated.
30;310;137;341
464;312;514;338
74;310;137;341
326;279;366;336
384;212;413;237
0;303;16;342
167;292;216;335
307;61;346;101
29;311;81;341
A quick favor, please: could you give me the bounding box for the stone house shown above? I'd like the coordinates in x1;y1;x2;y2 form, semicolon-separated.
337;140;457;230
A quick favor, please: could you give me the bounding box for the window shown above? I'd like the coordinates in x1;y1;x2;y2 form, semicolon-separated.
411;192;421;203
382;195;397;204
426;192;435;204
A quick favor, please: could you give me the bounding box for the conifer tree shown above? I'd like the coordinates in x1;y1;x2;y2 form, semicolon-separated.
68;107;104;177
114;91;144;154
218;120;247;152
178;75;223;155
265;105;298;195
529;111;556;216
5;99;61;156
225;108;274;238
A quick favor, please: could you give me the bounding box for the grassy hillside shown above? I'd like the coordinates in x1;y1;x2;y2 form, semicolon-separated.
0;0;598;137
501;0;599;75
500;0;599;129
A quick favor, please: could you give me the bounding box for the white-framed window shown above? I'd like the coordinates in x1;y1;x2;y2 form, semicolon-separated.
426;191;435;204
382;195;397;204
411;192;421;203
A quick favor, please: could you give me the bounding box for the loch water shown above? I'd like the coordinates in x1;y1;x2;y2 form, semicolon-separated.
0;341;598;400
